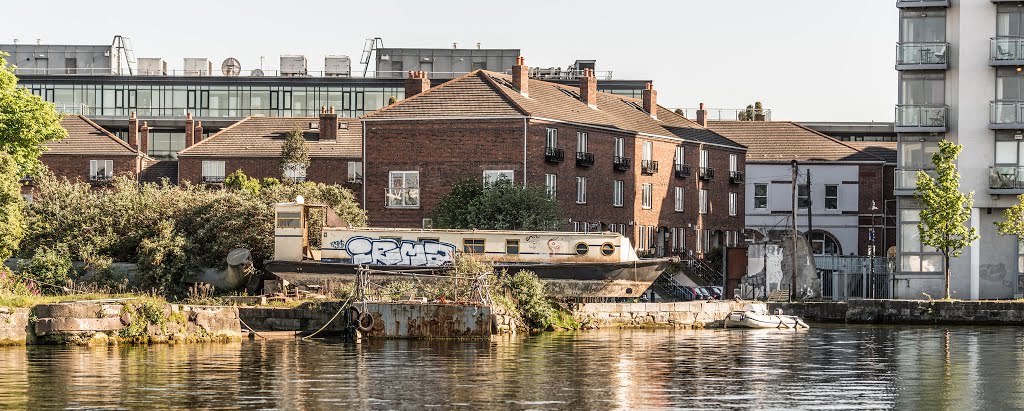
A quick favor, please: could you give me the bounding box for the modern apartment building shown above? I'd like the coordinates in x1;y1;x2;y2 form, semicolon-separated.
895;0;1024;299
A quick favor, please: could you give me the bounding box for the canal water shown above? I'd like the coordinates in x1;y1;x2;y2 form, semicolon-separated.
0;325;1022;410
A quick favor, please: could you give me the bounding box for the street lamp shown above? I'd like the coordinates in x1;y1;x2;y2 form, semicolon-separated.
869;200;879;298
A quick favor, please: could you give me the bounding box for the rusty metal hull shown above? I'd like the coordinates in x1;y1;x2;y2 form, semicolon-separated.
264;258;670;298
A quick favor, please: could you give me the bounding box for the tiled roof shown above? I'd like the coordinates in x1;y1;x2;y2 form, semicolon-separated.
707;121;884;163
365;70;745;150
46;115;142;156
178;117;362;158
844;141;897;164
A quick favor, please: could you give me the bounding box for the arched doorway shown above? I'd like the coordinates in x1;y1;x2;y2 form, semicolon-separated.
807;230;842;255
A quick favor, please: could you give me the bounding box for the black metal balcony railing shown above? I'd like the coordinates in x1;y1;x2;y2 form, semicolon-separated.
991;37;1024;64
990;101;1024;127
700;166;715;181
613;156;631;171
896;42;949;67
641;160;659;175
990;166;1024;190
674;164;691;179
89;174;112;182
575;151;595;167
286;176;307;183
895;105;947;130
544;147;564;163
202;175;226;184
730;170;744;184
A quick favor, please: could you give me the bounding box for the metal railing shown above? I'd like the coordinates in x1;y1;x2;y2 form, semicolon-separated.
201;176;226;184
700;166;715;180
895;168;936;191
51;103;94;115
613;156;631;171
990;166;1024;190
990;101;1024;125
677;258;724;287
544;147;564;163
641;160;659;175
816;255;894;300
991;37;1024;62
13;66;619;80
653;273;694;301
730;170;744;184
575;151;595;167
385;188;420;208
672;107;772;122
895;104;947;129
896;42;949;66
674;164;691;178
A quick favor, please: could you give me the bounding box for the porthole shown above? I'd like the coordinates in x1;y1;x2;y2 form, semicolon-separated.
600;242;615;256
575;242;589;255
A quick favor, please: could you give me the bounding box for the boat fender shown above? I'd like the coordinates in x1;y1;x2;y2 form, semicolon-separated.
357;312;375;332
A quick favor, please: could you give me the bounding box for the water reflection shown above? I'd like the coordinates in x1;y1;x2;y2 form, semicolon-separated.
0;326;1022;409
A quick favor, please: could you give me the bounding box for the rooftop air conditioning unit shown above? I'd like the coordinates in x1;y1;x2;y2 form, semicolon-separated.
280;55;307;77
138;58;167;76
184;58;212;76
324;55;351;77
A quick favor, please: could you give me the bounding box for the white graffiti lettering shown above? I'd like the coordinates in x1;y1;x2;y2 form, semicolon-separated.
337;236;457;266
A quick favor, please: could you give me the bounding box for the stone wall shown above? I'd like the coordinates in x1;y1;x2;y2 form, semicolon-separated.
770;300;1024;325
240;302;493;339
0;307;30;345
572;301;755;328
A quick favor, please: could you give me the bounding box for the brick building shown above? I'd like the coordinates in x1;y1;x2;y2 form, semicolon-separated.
362;60;748;257
707;121;893;256
39;114;149;185
177;108;363;194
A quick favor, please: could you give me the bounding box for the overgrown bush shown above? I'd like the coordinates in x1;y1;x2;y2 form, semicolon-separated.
433;179;562;230
18;244;74;292
496;269;554;329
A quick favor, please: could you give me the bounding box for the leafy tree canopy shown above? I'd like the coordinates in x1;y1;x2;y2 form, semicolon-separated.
0;52;66;172
433;178;562;231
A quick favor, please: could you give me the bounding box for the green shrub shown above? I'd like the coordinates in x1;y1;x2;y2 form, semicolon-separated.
19;244;73;292
498;269;554;329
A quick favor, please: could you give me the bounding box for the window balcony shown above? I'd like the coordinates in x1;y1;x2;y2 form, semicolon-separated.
202;175;226;184
991;37;1024;66
575;151;595;167
730;170;744;184
990;166;1024;193
544;147;564;163
386;188;420;208
89;174;113;184
674;164;691;179
613;156;631;171
896;0;949;8
641;160;659;175
990;101;1024;129
896;42;949;70
700;166;715;181
895;168;936;194
894;105;947;133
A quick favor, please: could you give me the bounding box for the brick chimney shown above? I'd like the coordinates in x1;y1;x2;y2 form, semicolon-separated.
642;82;657;119
128;111;139;150
696;103;708;127
185;112;195;148
319;106;338;140
512;56;528;97
139;121;149;155
194;121;203;142
579;68;597;108
405;70;430;98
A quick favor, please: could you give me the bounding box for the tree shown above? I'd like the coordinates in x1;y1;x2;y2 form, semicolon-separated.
224;169;261;195
737;101;767;121
0;52;67;172
996;195;1024;264
433;179;562;230
0;152;24;260
914;140;979;299
280;127;309;182
388;96;398;105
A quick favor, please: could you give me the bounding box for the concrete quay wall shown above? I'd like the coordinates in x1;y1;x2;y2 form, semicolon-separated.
769;300;1024;325
573;301;756;328
240;302;492;339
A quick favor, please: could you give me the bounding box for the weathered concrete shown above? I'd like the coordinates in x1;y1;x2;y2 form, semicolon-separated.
572;301;756;328
240;301;492;339
769;300;1024;325
0;307;30;345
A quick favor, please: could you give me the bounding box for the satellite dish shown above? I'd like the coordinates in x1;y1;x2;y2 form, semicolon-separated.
251;68;264;77
221;57;241;76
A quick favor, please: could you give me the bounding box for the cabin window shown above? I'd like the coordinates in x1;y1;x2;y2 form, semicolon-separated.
506;239;520;255
381;236;402;242
276;212;302;228
417;237;440;243
600;243;615;256
575;242;589;255
463;238;485;254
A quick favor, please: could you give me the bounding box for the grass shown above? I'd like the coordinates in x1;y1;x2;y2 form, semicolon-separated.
0;292;160;308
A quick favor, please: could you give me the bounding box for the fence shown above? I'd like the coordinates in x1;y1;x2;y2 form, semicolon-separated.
815;255;895;300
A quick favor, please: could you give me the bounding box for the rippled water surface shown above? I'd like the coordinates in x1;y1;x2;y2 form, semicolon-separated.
1;325;1024;410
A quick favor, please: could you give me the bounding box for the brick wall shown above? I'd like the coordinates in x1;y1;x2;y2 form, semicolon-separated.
857;163;895;256
177;156;362;201
41;153;141;182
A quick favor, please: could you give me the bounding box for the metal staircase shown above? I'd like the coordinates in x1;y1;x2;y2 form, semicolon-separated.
677;258;724;287
652;273;693;301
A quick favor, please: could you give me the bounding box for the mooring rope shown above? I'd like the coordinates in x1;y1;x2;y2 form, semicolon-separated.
301;295;354;340
238;316;268;340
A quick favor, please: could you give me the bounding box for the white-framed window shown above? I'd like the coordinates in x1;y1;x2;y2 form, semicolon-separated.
641;183;653;209
201;160;225;183
729;153;738;174
89;159;113;181
577;131;588;154
613;180;624;207
674;187;684;212
614;137;625;158
729;192;738;216
639;225;647;250
798;184;810;209
387;171;420;208
546;128;558;148
576;176;587;204
900;206;942;272
754;184;768;209
699;189;708;214
675;146;685;166
545;174;557;199
347;161;363;183
283;163;307;183
825;184;839;210
700;149;709;169
642;141;653;162
483;170;514;187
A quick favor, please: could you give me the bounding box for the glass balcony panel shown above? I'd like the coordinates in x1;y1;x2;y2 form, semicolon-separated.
895;169;937;191
897;42;948;66
990;101;1024;126
990;166;1024;190
895;105;947;129
991;37;1024;63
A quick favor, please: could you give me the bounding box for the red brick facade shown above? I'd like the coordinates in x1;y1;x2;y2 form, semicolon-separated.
40;153;143;182
177;156;361;197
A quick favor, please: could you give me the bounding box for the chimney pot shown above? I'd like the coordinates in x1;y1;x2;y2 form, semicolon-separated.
512;56;529;97
185;113;196;148
140;121;149;155
405;70;431;98
579;68;598;108
128;111;139;150
642;82;657;119
696;102;708;127
319;105;339;140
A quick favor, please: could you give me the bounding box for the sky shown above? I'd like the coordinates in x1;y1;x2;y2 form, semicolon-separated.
4;0;897;122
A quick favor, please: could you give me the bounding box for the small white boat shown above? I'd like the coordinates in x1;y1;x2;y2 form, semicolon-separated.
725;304;809;329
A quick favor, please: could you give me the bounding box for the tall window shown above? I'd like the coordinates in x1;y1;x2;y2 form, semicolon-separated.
674;187;684;212
483;170;514;187
545;174;557;199
641;183;652;209
999;9;1024;37
729;154;738;174
754;184;768;209
798;184;810;209
347;162;363;183
900;72;945;106
614;137;624;158
825;185;839;210
901;9;946;42
700;149;709;169
729;192;738;216
577;132;588;154
576;176;587;204
89;160;113;181
613;180;624;207
546;128;558;148
699;189;708;214
675;146;685;166
387;171;420;208
283;163;307;183
642;141;653;162
201;160;225;183
900;205;942;272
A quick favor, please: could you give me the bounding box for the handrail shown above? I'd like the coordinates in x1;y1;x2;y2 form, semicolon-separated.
14;67;621;80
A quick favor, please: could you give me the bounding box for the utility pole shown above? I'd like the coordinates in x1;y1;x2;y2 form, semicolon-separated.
806;169;813;242
790;160;799;302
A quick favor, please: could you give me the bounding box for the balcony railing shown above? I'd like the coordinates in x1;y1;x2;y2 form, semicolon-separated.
990;101;1024;128
896;42;949;70
575;152;595;167
674;164;691;178
89;174;113;184
202;175;226;184
895;168;937;192
896;0;949;8
990;166;1024;191
544;147;564;163
641;160;659;175
730;170;744;184
700;166;715;181
386;188;420;208
991;37;1024;65
895;105;947;132
613;156;631;171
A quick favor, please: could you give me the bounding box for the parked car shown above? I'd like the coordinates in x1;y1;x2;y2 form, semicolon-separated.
690;286;711;300
704;286;723;300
